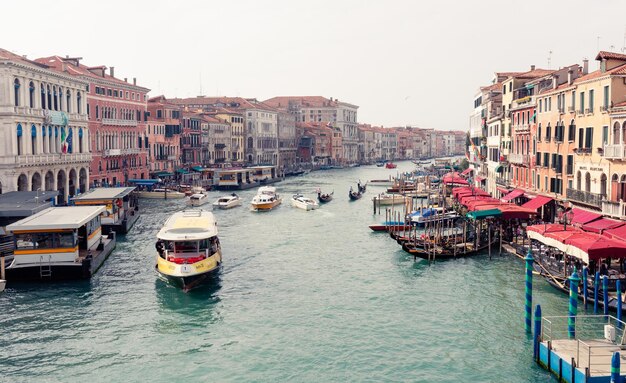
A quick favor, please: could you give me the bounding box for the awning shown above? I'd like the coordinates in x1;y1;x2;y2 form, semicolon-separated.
461;168;473;176
501;189;525;202
154;172;174;177
582;218;625;234
604;225;626;242
191;166;205;172
496;187;510;194
571;208;602;225
176;168;190;174
467;209;502;220
521;196;554;210
495;164;504;173
475;176;485;182
565;234;626;263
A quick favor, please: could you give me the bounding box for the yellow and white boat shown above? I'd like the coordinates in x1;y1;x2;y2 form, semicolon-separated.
250;186;282;211
155;209;221;291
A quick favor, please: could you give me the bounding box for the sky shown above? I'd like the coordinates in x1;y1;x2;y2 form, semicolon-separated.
3;0;626;131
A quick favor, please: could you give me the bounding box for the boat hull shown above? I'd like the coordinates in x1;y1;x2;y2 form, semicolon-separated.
156;252;221;291
251;200;281;211
136;191;186;199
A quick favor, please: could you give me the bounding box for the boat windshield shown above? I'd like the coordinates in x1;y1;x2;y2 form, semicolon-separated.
162;237;220;258
15;231;75;250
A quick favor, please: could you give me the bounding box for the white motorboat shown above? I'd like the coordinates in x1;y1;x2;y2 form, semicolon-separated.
155;209;221;291
291;194;319;211
136;188;186;199
408;207;460;226
213;194;241;209
251;186;282;211
372;193;410;206
187;192;210;207
0;279;5;292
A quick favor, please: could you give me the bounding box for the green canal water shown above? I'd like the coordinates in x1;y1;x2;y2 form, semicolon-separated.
1;161;574;382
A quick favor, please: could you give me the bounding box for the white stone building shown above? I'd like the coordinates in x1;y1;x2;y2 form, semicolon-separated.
0;49;91;203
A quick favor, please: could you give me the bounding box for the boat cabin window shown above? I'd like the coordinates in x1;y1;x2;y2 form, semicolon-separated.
15;231;75;250
174;241;198;253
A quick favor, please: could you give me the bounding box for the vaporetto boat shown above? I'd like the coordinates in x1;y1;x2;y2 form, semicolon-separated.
136;188;186;199
155;209;222;291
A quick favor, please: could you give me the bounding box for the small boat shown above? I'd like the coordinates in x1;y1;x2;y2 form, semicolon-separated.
155;209;221;291
369;179;394;186
385;162;397;169
358;181;367;193
376;161;385;167
251;186;282;211
372;193;410;206
317;190;334;203
291;194;319;211
369;221;407;232
349;188;362;201
408;207;459;226
0;279;5;292
136;188;186;199
187;192;210;207
319;165;332;170
212;193;241;209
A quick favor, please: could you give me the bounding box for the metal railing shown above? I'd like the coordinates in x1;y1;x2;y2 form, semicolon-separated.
508;153;529;165
14;152;91;165
603;144;626;159
101;118;138;127
566;188;604;208
602;200;626;219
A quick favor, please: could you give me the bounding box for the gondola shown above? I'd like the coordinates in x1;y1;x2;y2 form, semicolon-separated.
409;238;497;261
349;189;362;201
357;181;367;193
318;191;334;203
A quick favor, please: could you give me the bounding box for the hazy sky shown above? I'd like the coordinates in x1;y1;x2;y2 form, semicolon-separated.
3;0;626;130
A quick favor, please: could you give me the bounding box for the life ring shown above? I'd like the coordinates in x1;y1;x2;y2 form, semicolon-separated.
116;199;123;208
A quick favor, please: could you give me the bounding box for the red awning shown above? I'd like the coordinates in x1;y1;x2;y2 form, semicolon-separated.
527;223;580;235
461;168;473;176
604;225;626;242
565;235;626;261
496;187;510;194
473;204;537;219
443;176;469;185
521;196;554;210
501;189;525;201
571;208;602;225
582;218;625;234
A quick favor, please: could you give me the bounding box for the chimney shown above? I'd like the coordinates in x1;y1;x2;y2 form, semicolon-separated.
62;62;67;73
124;77;127;82
583;59;589;75
133;77;136;85
110;66;115;78
568;69;574;85
553;74;559;89
530;65;535;71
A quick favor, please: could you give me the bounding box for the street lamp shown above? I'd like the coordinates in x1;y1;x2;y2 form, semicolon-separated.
558;200;573;230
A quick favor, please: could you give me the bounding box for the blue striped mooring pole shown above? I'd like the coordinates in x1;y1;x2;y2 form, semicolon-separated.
524;249;534;333
533;304;542;361
594;271;600;314
611;351;620;383
568;271;580;339
583;267;588;309
618;280;623;326
605;275;610;316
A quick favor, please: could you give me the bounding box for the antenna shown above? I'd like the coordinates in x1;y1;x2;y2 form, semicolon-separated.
548;50;553;68
199;73;203;96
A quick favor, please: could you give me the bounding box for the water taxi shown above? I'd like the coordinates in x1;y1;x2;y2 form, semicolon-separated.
5;206;116;281
385;162;397;169
71;187;139;234
213;194;241;209
187;192;210;207
291;194;319;211
155;210;221;291
251;186;282;211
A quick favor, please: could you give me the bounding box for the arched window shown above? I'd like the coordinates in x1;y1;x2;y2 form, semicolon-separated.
41;84;46;109
576;170;581;190
537;123;542;141
31;124;37;154
16;123;23;155
585;172;591;192
13;79;20;106
47;85;52;110
66;90;71;113
613;121;621;145
53;86;58;111
28;81;35;107
622;122;626;145
77;92;82;114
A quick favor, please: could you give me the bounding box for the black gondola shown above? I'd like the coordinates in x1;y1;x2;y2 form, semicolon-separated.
349;187;362;201
318;191;334;203
357;181;367;193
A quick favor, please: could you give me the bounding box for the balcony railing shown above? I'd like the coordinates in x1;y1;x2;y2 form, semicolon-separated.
101;118;138;127
214;143;227;149
514;124;530;133
103;148;141;156
496;177;509;187
602;200;626;219
566;188;604;208
167;155;177;160
508;153;530;165
13;152;91;166
603;144;626;159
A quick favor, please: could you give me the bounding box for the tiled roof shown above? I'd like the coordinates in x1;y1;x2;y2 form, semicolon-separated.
0;48;50;69
574;62;626;83
516;68;555;79
35;55;149;90
481;82;503;92
595;51;626;61
496;72;522;78
171;96;276;111
263;96;338;109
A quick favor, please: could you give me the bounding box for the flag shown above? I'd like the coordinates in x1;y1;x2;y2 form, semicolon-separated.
66;129;73;153
531;111;537;123
60;128;67;154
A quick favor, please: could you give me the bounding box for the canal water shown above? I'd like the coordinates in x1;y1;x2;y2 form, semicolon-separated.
1;161;574;382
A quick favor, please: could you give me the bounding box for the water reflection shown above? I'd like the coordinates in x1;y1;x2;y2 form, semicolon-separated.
154;272;222;314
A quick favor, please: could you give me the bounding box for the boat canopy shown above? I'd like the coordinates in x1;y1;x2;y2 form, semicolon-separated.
466;209;502;220
521;195;553;210
72;187;136;201
6;206;105;232
157;210;218;241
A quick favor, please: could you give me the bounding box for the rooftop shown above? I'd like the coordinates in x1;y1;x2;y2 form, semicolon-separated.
0;191;59;218
7;206;105;232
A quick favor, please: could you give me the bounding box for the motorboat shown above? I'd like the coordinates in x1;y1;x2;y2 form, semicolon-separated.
408;207;459;227
251;186;282;211
187;192;210;207
372;193;410;206
135;188;186;199
385;162;397;169
291;194;319;211
155;209;221;291
213;193;242;209
5;206;117;281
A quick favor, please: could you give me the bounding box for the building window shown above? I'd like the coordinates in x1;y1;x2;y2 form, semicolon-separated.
603;125;609;145
13;78;20;106
580;92;585;113
589;89;594;112
585;127;593;149
16;123;23;155
604;86;609;109
578;128;584;149
28;81;35;107
77;92;82;114
31;124;37;154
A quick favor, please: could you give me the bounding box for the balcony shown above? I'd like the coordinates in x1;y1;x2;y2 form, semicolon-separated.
602;200;626;219
514;124;530;133
566;188;604;208
167;155;177;160
508;153;530;165
574;147;592;155
496;177;509;187
13;152;91;166
103;148;141;156
101;118;138;127
214;143;226;149
603;144;626;159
